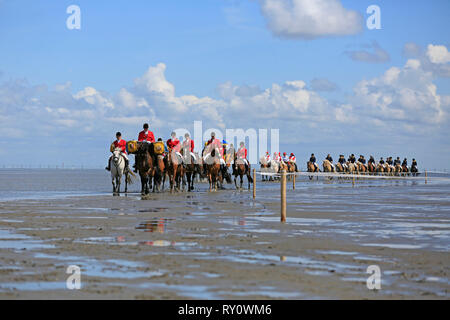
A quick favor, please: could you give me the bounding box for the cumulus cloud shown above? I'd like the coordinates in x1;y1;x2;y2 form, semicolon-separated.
426;44;450;64
259;0;363;39
352;59;449;124
345;41;390;63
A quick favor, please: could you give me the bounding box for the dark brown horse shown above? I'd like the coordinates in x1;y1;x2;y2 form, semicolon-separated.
182;147;204;192
233;157;253;190
134;142;156;194
167;148;184;192
368;162;376;174
205;148;222;191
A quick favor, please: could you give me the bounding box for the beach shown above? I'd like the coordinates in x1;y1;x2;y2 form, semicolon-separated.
0;169;449;299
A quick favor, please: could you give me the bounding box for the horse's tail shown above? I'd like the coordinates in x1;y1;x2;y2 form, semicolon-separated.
126;172;135;184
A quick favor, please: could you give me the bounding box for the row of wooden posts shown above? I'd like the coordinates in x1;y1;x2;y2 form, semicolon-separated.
251;169;429;224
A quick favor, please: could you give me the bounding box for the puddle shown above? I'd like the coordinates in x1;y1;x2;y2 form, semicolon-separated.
0;229;55;251
362;243;425;249
136;218;175;233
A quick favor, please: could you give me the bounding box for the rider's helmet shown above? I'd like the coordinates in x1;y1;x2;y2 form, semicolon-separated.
143;123;149;129
116;132;121;138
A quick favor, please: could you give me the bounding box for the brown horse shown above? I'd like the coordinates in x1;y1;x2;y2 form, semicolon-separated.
182;147;203;192
233;157;253;190
347;162;357;174
205;148;223;191
335;162;344;173
402;164;409;176
376;163;385;174
155;153;166;192
357;162;367;174
307;161;319;180
134;142;156;195
394;164;402;176
323;160;334;173
167;148;184;192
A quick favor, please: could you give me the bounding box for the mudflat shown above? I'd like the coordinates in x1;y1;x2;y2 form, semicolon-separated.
0;176;449;299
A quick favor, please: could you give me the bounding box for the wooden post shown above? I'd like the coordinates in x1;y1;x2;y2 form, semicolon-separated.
252;169;256;199
281;170;287;223
293;173;296;190
425;170;427;184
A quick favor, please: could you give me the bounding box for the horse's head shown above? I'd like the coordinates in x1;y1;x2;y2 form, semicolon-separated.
112;148;122;164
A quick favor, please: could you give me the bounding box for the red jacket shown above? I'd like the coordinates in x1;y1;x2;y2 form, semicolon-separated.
182;139;194;152
237;147;247;159
207;138;223;156
138;130;155;143
113;139;127;154
167;138;181;152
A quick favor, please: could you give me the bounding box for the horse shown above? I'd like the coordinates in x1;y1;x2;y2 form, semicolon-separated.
376;163;385;175
394;164;403;176
307;161;319;180
335;162;345;173
110;148;130;194
259;157;271;181
411;165;419;176
357;162;367;174
402;164;410;176
347;162;357;174
233;157;253;190
134;142;156;194
167;147;184;192
205;147;223;191
322;160;334;173
182;147;203;192
287;161;297;179
368;162;376;175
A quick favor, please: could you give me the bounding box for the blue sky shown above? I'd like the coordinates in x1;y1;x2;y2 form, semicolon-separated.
0;0;449;169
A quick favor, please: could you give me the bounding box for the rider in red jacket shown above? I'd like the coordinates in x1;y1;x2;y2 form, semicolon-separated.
138;123;155;143
106;132;129;172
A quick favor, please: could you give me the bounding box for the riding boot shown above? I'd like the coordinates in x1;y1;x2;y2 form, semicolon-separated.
294;163;298;172
105;157;111;171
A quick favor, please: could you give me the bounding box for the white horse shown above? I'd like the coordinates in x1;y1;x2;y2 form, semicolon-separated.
269;160;280;180
110;148;128;194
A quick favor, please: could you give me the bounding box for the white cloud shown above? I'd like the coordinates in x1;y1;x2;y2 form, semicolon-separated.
345;41;390;63
259;0;363;39
427;44;450;64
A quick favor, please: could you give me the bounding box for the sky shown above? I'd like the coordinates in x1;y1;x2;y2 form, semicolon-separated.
0;0;449;169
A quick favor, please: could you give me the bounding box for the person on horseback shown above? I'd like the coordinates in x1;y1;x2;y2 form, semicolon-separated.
309;153;319;171
348;154;356;164
133;123;156;172
289;153;298;172
411;159;418;172
265;151;271;162
394;157;401;166
325;154;335;172
368;156;376;166
203;132;225;170
236;141;249;173
402;158;408;167
106;132;130;172
282;152;289;163
379;157;385;165
358;155;367;169
338;155;347;170
182;133;195;164
167;132;182;161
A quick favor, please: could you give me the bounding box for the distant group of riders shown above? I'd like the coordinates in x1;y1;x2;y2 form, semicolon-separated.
106;123;253;194
307;153;419;176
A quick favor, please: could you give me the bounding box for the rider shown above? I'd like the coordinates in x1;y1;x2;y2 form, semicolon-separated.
134;123;156;172
289;153;298;172
394;156;401;166
265;151;271;162
387;157;394;170
203;132;225;170
411;158;418;170
106;132;130;172
282;152;289;164
348;154;356;164
338;155;347;170
167;132;182;162
236;141;249;173
368;156;376;167
182;133;195;164
379;157;385;165
402;158;408;167
310;153;318;171
325;154;335;172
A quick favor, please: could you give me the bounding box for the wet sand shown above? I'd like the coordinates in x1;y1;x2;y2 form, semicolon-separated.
0;178;449;299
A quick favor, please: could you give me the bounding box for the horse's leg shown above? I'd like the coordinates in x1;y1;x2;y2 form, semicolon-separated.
234;174;238;190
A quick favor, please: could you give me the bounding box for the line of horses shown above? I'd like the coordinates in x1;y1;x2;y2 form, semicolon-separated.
311;159;419;178
109;141;254;194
